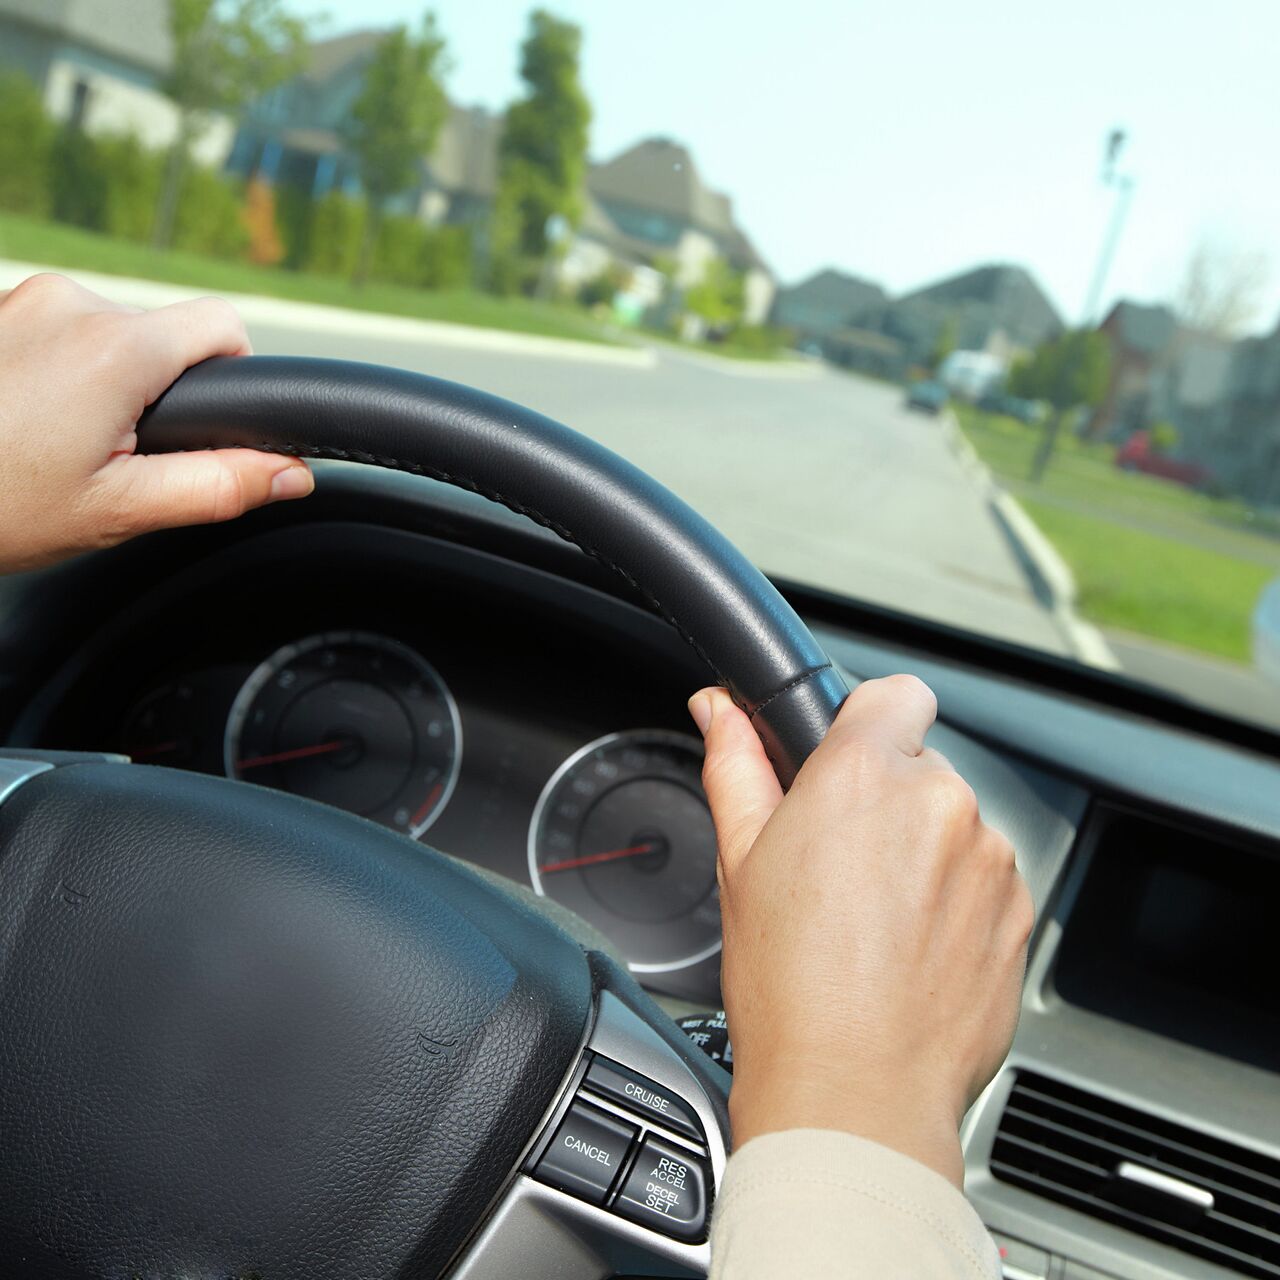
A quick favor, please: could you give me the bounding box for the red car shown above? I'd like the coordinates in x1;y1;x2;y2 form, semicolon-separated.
1115;430;1212;489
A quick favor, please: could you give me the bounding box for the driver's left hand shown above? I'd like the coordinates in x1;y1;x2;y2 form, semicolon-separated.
0;274;313;575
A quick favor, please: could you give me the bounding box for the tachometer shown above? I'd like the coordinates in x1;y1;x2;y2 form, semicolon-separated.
528;730;719;974
224;631;460;836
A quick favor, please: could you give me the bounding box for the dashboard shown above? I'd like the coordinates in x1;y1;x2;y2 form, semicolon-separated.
13;514;724;1002
3;464;1280;1280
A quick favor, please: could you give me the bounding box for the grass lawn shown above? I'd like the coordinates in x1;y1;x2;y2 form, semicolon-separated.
1020;499;1274;662
953;404;1280;662
0;212;619;347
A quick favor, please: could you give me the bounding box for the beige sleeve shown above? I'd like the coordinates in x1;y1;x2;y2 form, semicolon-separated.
709;1129;1000;1279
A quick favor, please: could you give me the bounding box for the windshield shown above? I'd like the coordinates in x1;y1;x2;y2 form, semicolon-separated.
1;1;1278;732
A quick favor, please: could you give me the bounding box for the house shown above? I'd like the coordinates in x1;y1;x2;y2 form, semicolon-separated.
579;137;775;324
882;263;1064;368
231;36;777;322
0;0;231;164
1169;322;1280;504
1092;300;1180;434
769;269;887;343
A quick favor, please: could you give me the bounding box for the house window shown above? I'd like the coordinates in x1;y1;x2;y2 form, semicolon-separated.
68;78;92;131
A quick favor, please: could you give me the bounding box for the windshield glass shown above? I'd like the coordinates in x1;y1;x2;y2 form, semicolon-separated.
1;1;1278;731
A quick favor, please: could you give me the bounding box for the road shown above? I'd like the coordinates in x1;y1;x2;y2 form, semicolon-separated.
245;317;1073;659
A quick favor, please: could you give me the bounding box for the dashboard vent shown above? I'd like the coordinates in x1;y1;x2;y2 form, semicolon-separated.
991;1072;1280;1278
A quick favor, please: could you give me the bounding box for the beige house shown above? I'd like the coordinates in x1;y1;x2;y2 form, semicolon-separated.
0;0;232;165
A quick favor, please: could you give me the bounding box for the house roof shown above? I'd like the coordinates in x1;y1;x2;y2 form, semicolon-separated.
589;138;734;237
776;268;887;315
899;263;1063;350
301;29;383;84
0;0;172;75
1102;300;1179;356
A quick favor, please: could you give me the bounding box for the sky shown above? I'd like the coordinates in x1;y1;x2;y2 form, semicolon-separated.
315;0;1280;330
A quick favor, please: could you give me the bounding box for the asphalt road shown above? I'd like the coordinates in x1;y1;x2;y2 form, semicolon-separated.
245;318;1074;659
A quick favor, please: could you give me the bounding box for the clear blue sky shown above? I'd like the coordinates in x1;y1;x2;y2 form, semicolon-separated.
314;0;1280;330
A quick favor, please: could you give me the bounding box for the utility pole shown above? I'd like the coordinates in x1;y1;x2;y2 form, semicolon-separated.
1081;128;1135;327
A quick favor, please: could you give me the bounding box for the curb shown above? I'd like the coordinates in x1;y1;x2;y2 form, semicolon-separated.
0;258;658;369
646;342;824;379
941;411;1121;671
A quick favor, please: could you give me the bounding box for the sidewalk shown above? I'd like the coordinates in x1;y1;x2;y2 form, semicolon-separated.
0;258;657;369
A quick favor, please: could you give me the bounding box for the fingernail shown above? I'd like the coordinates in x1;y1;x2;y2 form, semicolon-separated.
687;692;712;736
269;464;314;501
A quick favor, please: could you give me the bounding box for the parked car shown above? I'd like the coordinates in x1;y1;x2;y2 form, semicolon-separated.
905;379;949;415
1115;429;1213;489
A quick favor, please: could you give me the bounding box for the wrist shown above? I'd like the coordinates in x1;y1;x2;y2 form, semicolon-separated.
728;1065;965;1188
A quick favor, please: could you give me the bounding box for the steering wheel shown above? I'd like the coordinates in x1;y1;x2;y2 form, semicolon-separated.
0;358;848;1279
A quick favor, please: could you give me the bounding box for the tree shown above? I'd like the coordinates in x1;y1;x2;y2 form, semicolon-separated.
490;10;591;291
0;73;54;216
1008;329;1112;482
1175;237;1270;338
684;258;745;332
153;0;305;249
345;17;449;285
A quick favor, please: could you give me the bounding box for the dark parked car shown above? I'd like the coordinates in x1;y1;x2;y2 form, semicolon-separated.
905;379;949;415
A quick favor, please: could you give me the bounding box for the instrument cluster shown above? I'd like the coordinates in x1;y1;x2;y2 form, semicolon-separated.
112;627;719;989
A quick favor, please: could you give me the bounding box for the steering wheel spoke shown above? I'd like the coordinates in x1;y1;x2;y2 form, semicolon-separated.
452;990;729;1279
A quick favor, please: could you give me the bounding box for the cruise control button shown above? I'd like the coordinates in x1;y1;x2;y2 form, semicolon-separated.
614;1134;710;1243
534;1101;636;1205
584;1055;705;1142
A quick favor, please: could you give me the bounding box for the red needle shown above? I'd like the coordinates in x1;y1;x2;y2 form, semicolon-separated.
235;738;351;771
410;781;445;828
540;842;656;875
131;740;180;760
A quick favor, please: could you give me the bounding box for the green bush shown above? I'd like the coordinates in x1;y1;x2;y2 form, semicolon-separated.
275;182;316;269
420;224;471;289
369;214;472;288
725;323;789;355
99;134;162;242
49;126;111;230
303;190;367;277
372;213;425;284
172;164;248;260
0;73;53;216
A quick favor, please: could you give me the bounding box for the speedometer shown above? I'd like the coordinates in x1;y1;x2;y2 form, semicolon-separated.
528;730;720;974
224;631;461;837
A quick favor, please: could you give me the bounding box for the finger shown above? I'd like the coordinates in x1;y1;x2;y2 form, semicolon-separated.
827;673;938;758
132;297;252;403
689;686;784;872
86;449;313;540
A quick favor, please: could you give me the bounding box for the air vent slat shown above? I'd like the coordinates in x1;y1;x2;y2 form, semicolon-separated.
1014;1083;1280;1197
1003;1105;1280;1220
992;1073;1280;1279
990;1162;1280;1279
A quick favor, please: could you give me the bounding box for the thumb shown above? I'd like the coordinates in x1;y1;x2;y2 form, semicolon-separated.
87;449;314;542
689;686;784;874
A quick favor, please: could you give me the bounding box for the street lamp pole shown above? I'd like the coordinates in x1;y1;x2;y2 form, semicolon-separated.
1082;128;1135;327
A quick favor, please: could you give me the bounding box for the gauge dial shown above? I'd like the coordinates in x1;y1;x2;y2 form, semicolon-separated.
528;730;719;974
121;681;205;769
224;631;460;837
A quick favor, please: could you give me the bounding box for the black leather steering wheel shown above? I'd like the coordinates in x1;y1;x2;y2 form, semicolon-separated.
0;358;848;1279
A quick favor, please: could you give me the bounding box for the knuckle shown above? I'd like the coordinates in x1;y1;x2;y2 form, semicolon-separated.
931;768;979;819
205;460;248;523
882;672;938;717
9;272;77;306
196;295;247;341
1006;873;1037;946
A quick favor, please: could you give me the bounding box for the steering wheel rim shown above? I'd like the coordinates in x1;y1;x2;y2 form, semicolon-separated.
1;360;849;1278
139;355;848;788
